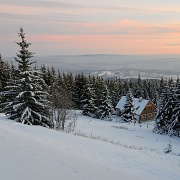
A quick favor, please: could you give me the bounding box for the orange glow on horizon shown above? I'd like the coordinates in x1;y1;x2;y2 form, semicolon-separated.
28;33;180;55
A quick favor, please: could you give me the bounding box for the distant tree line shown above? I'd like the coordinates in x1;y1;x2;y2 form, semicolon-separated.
0;28;179;137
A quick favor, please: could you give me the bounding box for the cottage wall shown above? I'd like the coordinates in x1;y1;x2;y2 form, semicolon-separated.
140;101;156;121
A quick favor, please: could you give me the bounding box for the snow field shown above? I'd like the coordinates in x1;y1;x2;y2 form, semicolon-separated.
0;113;180;180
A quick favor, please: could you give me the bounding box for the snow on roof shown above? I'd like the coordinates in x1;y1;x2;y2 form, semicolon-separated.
115;96;149;115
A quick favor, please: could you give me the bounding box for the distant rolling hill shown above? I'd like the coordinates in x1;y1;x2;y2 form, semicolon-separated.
4;54;180;79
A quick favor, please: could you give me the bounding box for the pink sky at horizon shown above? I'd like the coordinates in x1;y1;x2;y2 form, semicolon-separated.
1;0;180;56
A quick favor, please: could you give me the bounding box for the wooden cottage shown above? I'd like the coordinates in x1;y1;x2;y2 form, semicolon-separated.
115;96;156;122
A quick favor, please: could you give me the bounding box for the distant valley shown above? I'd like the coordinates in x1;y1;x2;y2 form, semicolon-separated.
5;54;180;80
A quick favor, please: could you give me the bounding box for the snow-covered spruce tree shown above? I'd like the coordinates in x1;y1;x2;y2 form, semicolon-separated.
154;85;178;136
96;83;114;120
154;86;171;133
121;89;136;123
0;54;11;92
1;28;52;128
0;54;11;106
94;76;104;108
80;80;97;118
72;74;82;109
108;78;123;108
171;83;180;136
133;79;149;100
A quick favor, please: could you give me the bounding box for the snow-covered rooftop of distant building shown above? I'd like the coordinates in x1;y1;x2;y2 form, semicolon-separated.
116;96;149;115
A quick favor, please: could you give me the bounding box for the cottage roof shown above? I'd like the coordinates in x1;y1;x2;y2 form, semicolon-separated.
115;96;149;115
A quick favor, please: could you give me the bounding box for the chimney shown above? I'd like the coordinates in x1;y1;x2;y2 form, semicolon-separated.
139;97;143;102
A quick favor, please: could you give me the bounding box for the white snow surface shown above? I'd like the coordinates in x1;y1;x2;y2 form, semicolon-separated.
0;112;180;180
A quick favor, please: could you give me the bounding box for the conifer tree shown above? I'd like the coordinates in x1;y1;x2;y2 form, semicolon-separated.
108;78;122;108
154;85;179;137
154;86;173;134
176;77;180;85
73;72;86;109
57;70;63;87
1;28;52;127
0;54;11;92
65;72;75;98
97;83;114;119
168;77;174;87
40;64;50;86
159;76;165;93
171;83;180;136
94;76;104;107
121;89;136;122
137;74;142;88
80;80;97;117
0;54;11;106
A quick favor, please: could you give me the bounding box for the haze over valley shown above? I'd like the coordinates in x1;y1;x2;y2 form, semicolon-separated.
5;54;180;80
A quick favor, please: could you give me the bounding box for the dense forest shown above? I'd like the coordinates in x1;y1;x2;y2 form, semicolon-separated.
0;28;179;137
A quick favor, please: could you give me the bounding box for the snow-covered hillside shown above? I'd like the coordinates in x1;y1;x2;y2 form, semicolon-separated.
0;112;180;180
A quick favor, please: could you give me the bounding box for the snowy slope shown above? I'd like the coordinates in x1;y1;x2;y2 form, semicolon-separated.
0;113;180;180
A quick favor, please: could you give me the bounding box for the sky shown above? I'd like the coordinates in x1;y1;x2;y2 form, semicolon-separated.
1;0;180;56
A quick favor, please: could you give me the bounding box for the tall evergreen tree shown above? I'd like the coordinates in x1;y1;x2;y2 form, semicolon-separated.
0;54;11;107
94;76;104;107
97;83;114;120
154;85;180;137
171;83;180;136
133;77;148;99
176;77;180;85
108;78;122;108
65;72;75;98
73;72;86;109
80;80;97;117
0;54;11;92
1;28;52;127
159;76;165;93
121;89;136;123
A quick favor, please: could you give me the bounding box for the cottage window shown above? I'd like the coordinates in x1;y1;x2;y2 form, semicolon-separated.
141;115;146;120
147;114;151;119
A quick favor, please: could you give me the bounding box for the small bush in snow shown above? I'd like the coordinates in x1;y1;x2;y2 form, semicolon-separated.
164;141;172;154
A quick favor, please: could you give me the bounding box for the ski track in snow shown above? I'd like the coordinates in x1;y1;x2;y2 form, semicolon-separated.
0;113;180;180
